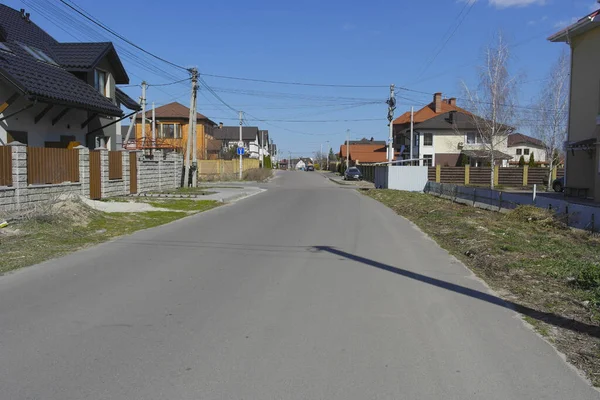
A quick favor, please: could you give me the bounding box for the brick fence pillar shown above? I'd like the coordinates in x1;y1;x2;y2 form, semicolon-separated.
75;145;90;198
523;165;529;186
9;141;26;211
122;150;130;196
464;165;470;185
96;147;108;199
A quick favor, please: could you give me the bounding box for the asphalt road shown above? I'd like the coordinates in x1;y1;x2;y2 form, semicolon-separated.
0;171;597;399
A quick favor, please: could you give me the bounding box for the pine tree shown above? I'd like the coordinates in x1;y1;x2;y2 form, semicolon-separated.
518;155;526;167
528;153;535;167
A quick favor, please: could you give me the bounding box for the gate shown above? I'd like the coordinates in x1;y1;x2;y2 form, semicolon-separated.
89;150;101;199
129;152;137;194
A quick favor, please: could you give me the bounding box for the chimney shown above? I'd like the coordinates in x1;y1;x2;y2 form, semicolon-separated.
370;137;374;142
434;92;442;113
25;13;30;22
20;9;25;18
449;97;457;107
219;122;223;129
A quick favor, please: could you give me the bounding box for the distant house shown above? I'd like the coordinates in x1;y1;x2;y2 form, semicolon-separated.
507;133;547;164
0;5;140;150
393;92;512;167
131;102;216;159
549;9;600;200
339;143;390;165
212;126;269;159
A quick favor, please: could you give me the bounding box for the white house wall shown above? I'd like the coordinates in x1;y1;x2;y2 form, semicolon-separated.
0;83;89;147
508;145;547;163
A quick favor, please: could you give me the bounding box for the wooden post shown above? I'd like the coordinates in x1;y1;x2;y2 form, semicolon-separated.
435;165;441;183
523;165;529;186
493;166;499;187
552;166;557;180
464;165;470;185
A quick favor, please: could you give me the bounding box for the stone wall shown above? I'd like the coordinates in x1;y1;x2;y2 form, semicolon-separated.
0;144;184;213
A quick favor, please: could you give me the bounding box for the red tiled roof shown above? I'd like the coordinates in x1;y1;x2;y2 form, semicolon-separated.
339;144;393;163
137;102;212;122
393;99;471;126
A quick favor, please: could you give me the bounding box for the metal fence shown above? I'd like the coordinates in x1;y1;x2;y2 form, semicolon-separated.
108;151;123;180
0;146;11;186
27;147;79;185
425;181;600;232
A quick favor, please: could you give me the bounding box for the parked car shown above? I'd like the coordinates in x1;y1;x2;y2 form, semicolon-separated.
306;164;315;171
552;177;564;192
344;167;363;181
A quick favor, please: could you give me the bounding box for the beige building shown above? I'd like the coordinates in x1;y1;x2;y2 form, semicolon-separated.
393;93;511;167
549;10;600;200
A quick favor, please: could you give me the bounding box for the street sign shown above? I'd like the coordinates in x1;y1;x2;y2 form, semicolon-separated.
237;141;244;148
237;147;245;156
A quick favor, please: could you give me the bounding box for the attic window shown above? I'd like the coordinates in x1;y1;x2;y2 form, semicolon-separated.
19;43;57;65
0;43;12;54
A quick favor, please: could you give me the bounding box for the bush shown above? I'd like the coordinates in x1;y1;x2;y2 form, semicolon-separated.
242;168;273;182
518;155;526;167
459;154;469;167
314;163;320;170
262;156;272;169
528;153;535;167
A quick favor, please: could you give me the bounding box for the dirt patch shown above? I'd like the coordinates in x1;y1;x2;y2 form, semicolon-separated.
365;189;600;386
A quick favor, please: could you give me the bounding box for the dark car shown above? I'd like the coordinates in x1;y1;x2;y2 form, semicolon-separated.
344;167;363;181
306;164;315;171
552;176;564;192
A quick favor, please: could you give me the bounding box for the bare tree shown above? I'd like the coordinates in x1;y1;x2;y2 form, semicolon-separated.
462;32;518;189
531;49;569;191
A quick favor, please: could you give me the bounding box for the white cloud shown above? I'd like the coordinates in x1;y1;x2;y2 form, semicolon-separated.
554;17;579;28
459;0;546;8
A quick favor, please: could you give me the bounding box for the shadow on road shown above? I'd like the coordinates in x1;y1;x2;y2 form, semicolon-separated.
312;245;600;339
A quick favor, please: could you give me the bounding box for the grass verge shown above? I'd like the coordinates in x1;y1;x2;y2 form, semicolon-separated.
0;199;219;274
365;189;600;386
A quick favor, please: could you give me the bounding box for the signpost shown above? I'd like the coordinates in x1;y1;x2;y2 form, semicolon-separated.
237;147;245;156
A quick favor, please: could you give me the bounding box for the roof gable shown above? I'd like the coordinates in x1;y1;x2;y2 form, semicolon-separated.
137;102;213;123
508;133;545;148
393;98;471;126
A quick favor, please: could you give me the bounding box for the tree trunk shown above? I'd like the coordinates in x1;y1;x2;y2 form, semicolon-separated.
490;154;495;190
547;158;554;192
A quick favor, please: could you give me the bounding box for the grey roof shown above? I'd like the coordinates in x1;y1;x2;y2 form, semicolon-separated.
212;126;258;141
258;130;269;146
0;5;126;116
52;42;128;83
116;88;140;111
412;111;478;131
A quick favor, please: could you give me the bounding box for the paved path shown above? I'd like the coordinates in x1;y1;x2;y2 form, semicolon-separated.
0;171;597;399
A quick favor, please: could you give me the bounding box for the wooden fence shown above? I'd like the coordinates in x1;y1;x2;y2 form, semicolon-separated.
197;159;260;177
27;147;79;185
108;151;123;180
427;166;562;187
0;146;11;186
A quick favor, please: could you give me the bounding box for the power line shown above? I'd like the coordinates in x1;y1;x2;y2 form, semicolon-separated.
58;0;190;72
202;73;388;88
148;78;191;87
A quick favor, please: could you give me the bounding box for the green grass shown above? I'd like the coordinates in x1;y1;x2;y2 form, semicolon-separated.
146;187;215;195
365;189;600;385
0;199;219;274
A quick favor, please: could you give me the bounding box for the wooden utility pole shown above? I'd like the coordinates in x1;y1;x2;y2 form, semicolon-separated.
184;68;198;187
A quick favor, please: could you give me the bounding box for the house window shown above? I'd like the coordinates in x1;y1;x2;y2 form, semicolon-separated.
423;154;433;166
524;148;530;155
159;123;181;139
516;149;522;155
466;132;487;144
423;133;433;146
19;43;56;64
94;69;107;96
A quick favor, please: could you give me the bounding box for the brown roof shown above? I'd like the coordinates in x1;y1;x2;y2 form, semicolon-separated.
393;96;470;126
339;143;394;163
206;138;222;152
508;133;545;148
136;102;214;123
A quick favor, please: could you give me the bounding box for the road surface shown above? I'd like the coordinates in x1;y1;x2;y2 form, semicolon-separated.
0;171;597;399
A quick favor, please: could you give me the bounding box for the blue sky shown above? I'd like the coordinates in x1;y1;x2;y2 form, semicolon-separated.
3;0;597;157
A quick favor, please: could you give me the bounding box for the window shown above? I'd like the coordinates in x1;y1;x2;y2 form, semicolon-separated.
19;43;56;64
524;148;530;155
160;123;181;139
423;133;433;146
94;69;107;96
466;132;487;144
423;155;433;167
516;149;522;155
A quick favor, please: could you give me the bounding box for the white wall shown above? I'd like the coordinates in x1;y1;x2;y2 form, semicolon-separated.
0;83;89;147
509;145;547;162
388;166;429;191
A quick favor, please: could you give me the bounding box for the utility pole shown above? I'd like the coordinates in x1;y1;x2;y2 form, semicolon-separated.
326;140;330;171
409;106;414;165
386;84;396;163
320;143;323;168
289;151;292;170
239;111;243;179
261;129;265;168
184;68;198;187
151;101;156;145
346;129;350;169
191;70;199;187
140;81;147;145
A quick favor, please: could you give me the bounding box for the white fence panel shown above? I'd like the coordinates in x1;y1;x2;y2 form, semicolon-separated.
388;166;429;192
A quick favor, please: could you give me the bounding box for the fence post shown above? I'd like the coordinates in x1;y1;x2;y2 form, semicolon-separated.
156;149;163;191
122;150;130;196
523;165;529;186
9;142;26;211
552;166;557;181
436;165;441;183
97;147;108;199
464;165;470;185
493;166;499;187
75;145;90;198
